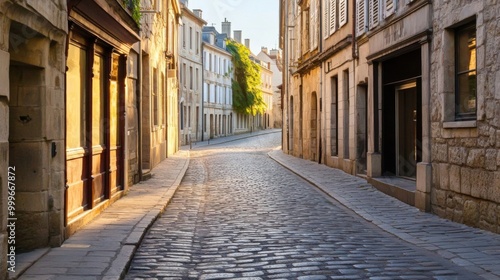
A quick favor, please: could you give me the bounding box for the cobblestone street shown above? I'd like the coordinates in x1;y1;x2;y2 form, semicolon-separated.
125;132;494;279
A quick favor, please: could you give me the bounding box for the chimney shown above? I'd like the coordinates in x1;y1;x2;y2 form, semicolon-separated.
233;30;242;43
244;39;250;50
261;47;268;54
221;18;231;38
193;9;203;19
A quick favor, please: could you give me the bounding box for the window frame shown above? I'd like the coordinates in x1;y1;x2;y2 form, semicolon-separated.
454;21;477;121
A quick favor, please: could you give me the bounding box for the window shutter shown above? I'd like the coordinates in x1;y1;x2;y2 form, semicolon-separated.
385;0;395;17
329;0;337;35
323;0;330;38
310;0;317;50
369;0;380;29
356;0;367;36
339;0;348;27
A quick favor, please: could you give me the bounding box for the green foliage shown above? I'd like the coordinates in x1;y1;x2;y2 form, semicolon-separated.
226;40;266;116
123;0;141;26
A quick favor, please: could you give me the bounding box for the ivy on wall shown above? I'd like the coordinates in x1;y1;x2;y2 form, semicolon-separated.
123;0;141;26
226;40;266;116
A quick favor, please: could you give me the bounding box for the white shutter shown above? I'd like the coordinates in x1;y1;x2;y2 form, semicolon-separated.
385;0;395;17
339;0;348;27
369;0;380;29
310;0;318;50
356;0;367;36
323;0;330;38
329;0;337;35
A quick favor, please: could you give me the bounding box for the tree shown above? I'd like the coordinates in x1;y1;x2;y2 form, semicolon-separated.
226;40;266;116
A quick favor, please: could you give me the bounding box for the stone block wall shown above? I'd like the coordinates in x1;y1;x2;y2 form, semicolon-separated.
0;0;67;258
431;0;500;233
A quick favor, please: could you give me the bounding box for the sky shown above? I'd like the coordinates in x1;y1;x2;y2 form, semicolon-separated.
186;0;280;55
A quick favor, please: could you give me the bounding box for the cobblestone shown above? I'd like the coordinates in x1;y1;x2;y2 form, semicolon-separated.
126;132;489;279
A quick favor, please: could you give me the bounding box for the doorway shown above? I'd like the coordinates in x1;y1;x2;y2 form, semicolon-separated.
395;82;417;178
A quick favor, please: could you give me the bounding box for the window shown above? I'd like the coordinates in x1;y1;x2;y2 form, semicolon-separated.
161;73;165;125
331;76;338;156
356;0;367;36
196;31;200;54
302;8;309;54
182;63;187;87
189;66;193;90
66;44;87;149
153;68;159;126
329;0;337;35
455;22;477;120
343;70;350;158
189;27;193;49
323;0;329;38
182;25;186;48
196;68;199;90
339;0;348;27
385;0;395;18
369;0;380;29
309;0;318;50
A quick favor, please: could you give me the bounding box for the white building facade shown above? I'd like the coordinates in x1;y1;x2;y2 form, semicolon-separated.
179;5;205;145
202;27;234;139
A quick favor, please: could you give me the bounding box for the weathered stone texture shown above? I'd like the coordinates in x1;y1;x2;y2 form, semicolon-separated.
432;0;500;233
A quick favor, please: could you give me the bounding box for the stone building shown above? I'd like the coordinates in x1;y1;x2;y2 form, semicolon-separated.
0;0;67;274
280;0;500;233
281;0;322;162
201;26;234;139
178;3;205;145
256;57;274;129
431;0;500;233
320;0;357;174
257;48;283;128
356;0;433;210
140;0;181;177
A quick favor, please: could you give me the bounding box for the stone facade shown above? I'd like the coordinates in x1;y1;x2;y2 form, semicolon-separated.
141;1;180;171
280;0;500;233
431;0;500;233
0;0;67;265
179;4;205;145
257;48;283;129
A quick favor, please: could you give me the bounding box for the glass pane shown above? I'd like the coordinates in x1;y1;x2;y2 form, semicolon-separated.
110;54;119;146
457;26;476;73
456;71;477;116
66;44;86;149
92;54;105;146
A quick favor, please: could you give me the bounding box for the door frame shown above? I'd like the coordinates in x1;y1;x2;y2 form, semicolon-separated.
395;81;417;179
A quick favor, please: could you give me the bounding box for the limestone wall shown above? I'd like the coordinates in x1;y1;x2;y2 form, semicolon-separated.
431;0;500;233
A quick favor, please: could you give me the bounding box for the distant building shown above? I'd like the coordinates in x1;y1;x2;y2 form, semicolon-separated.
179;3;206;145
257;48;283;128
202;26;235;139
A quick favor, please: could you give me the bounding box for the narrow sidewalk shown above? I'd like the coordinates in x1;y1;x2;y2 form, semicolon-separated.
13;150;190;280
13;129;280;280
269;149;500;280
